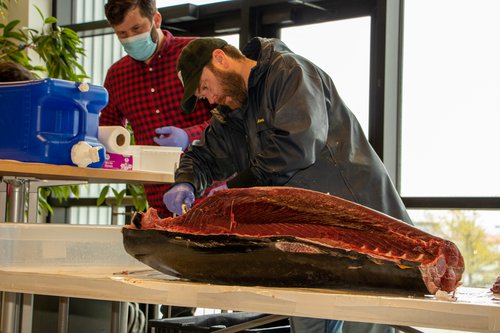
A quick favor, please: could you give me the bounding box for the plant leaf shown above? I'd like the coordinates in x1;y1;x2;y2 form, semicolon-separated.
44;16;57;24
97;186;110;206
3;20;20;33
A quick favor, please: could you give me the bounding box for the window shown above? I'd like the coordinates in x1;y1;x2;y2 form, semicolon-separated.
410;208;500;288
402;0;500;289
74;0;107;23
401;0;500;197
281;17;371;133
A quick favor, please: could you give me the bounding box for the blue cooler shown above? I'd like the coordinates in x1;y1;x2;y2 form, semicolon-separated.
0;78;108;168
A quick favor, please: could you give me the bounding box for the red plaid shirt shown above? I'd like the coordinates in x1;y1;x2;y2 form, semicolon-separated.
100;30;212;217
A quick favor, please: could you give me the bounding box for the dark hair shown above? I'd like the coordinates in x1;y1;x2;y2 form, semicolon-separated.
221;44;245;60
105;0;157;26
0;61;36;82
205;44;245;73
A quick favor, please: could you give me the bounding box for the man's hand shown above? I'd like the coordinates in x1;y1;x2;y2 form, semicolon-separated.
207;183;228;197
154;126;189;151
163;183;195;216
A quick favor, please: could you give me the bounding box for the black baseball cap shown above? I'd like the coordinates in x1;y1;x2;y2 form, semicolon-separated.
176;37;228;113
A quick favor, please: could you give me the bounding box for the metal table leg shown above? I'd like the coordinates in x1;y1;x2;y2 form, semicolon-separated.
1;178;26;333
0;180;7;222
1;291;21;333
111;301;128;333
6;178;26;223
20;294;33;333
57;297;69;333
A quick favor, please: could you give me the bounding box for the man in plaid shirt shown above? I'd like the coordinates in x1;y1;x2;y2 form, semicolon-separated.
101;0;213;218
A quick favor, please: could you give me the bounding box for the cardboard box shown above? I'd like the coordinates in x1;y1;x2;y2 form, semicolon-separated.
103;152;134;171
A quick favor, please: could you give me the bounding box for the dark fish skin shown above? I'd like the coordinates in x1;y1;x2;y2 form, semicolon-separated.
122;186;464;295
131;211;142;229
122;229;429;294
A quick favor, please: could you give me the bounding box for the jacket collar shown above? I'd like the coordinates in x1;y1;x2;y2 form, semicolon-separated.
243;37;292;89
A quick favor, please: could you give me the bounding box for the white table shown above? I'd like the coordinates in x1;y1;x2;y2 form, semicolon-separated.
0;159;174;184
0;267;498;332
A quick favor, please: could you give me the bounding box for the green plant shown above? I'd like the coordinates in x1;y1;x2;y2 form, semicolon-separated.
38;185;81;215
97;184;148;213
0;4;87;80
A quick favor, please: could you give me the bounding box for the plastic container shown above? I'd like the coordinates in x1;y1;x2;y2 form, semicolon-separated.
148;312;290;333
126;145;182;173
0;223;147;270
0;78;108;168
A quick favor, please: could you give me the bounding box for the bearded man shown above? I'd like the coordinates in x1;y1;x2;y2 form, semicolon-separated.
163;37;412;333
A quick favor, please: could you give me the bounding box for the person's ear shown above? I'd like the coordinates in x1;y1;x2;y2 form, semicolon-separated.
212;49;226;67
153;11;162;28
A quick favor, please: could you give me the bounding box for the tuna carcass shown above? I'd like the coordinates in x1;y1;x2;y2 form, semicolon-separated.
122;187;464;295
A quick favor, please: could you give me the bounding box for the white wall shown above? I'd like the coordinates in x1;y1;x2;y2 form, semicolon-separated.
6;0;52;68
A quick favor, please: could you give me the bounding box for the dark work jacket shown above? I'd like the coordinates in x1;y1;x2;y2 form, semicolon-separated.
175;37;412;224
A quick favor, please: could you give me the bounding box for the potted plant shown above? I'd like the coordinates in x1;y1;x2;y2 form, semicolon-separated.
0;2;86;80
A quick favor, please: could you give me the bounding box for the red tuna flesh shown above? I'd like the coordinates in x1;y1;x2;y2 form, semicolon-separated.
127;186;464;294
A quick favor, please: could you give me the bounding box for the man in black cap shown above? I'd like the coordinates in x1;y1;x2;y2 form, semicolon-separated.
163;36;411;333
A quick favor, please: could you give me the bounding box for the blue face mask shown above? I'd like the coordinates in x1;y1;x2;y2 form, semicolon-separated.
119;26;158;61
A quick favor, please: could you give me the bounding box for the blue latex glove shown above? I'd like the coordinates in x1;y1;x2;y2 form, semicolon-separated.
153;126;189;151
163;183;195;216
207;183;228;197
